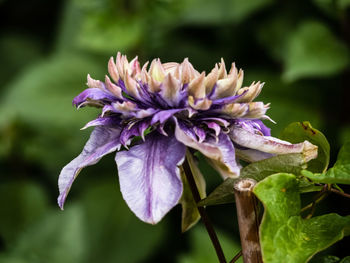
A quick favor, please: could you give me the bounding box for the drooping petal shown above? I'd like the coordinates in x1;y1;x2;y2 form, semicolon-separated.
73;88;116;108
230;127;318;161
115;132;186;224
175;119;240;177
58;127;122;209
235;148;274;162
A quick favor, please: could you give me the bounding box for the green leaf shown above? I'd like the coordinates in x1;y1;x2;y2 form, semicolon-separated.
178;226;242;263
198;153;309;206
180;152;206;232
283;21;349;82
301;142;350;184
310;255;340;263
280;121;330;173
254;173;350;263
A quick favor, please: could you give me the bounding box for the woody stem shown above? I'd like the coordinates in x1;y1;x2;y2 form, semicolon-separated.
182;157;227;263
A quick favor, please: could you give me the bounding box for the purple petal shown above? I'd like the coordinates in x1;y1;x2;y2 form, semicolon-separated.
120;121;145;146
151;109;184;125
204;121;221;136
58;127;122;209
211;91;247;106
81;116;121;129
235;148;274;162
73;88;117;108
115;133;186;224
253;120;271;136
175;120;240;177
230;127;318;161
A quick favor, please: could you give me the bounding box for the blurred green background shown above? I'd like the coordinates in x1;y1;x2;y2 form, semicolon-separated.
1;0;350;262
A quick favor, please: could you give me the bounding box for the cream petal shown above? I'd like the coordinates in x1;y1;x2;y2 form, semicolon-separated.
105;75;123;99
188;72;206;99
108;57;120;83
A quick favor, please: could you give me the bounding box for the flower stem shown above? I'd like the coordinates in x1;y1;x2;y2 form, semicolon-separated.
330;188;350;198
229;250;242;263
182;158;227;263
233;178;263;263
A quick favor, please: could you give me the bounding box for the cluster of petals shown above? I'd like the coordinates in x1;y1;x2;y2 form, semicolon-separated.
58;53;318;224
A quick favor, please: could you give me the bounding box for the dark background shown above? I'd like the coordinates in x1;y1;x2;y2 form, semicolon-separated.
0;0;350;262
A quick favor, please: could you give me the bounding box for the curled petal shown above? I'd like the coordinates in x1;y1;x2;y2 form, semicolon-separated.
205;65;218;94
217;58;227;79
188;96;212;110
151;109;183;125
87;74;104;90
212;76;237;99
230;127;318;161
116;133;186;224
235;82;264;103
161;73;182;106
188;72;206;99
105;75;123;99
81;116;120;130
235;148;274;162
108;57;120;83
73;88;116;108
175;120;240;177
149;58;166;82
58;127;122;209
220;102;268;119
181;58;200;83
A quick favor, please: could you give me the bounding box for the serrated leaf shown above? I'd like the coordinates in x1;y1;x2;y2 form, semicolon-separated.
301;142;350;184
198;153;308;206
281;121;330;173
180;152;206;232
283;21;349;82
253;173;350;263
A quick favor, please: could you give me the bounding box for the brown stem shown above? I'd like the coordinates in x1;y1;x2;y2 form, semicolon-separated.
233;179;263;263
330;188;350;199
229;250;242;263
182;158;227;263
300;185;328;214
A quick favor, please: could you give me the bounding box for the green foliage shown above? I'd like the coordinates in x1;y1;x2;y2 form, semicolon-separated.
180;152;206;232
0;179;165;263
281;121;330;173
178;226;242;263
283;21;349;82
254;173;350;263
198;153;310;206
2;0;350;261
302;142;350;184
0;182;49;246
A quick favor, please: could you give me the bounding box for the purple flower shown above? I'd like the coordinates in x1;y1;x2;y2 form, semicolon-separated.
58;53;318;224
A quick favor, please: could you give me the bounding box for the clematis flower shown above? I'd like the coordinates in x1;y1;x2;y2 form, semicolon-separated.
58;53;318;224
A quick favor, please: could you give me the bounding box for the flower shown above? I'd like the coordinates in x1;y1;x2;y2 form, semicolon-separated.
58;53;318;224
